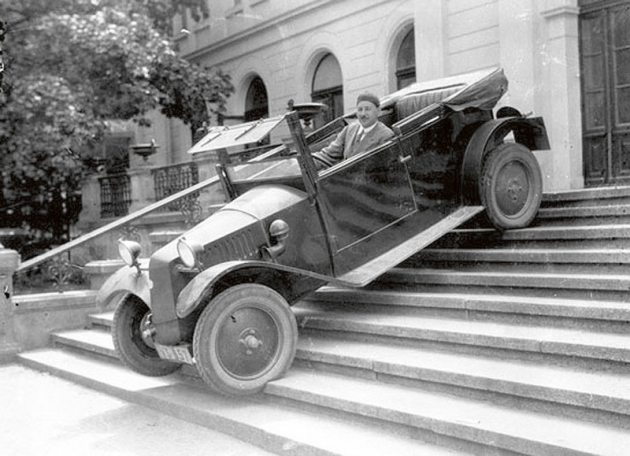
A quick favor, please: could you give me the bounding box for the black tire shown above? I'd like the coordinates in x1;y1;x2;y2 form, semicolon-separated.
193;284;298;396
113;295;180;377
480;142;542;230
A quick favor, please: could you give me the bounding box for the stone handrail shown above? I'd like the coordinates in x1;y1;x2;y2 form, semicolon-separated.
16;174;222;273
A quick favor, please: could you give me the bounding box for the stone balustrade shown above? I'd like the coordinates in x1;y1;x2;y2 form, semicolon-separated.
0;245;20;362
1;245;104;361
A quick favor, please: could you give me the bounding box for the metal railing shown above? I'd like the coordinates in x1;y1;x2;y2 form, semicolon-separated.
152;162;199;212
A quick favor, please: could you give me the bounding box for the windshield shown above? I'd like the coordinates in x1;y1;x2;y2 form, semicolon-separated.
226;156;302;184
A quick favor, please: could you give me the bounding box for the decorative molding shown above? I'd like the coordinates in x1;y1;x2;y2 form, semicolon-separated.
183;0;340;62
540;5;580;19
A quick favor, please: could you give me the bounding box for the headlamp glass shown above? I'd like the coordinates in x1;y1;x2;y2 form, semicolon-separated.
177;238;203;268
118;239;141;266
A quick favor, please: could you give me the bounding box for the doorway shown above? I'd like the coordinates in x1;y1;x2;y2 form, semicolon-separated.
580;0;630;185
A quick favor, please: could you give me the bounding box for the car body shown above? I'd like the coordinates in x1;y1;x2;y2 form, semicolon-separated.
98;67;550;395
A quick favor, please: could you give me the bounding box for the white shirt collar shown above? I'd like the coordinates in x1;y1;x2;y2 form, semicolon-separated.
361;123;377;135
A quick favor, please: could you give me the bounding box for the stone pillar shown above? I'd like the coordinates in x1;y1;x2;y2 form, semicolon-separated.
414;0;445;81
77;174;101;228
0;245;21;362
538;0;583;191
128;167;157;213
498;0;536;113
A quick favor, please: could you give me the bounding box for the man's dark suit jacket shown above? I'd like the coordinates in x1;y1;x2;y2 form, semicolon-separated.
312;121;395;169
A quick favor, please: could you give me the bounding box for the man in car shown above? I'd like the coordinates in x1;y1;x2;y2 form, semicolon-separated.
312;92;395;169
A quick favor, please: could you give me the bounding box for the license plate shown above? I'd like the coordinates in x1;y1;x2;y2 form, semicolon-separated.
155;343;195;365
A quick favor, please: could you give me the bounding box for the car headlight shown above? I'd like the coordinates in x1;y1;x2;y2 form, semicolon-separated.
177;237;204;268
118;239;142;267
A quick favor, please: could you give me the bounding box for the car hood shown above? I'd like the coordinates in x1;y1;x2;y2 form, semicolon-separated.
164;184;309;264
219;184;308;220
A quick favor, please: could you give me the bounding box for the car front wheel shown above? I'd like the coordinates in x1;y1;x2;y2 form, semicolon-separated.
193;284;298;396
480;142;542;230
113;294;180;376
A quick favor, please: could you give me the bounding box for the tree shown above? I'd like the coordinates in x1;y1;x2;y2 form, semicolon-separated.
0;0;233;243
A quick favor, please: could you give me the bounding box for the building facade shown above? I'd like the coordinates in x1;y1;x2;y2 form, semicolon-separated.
161;0;628;192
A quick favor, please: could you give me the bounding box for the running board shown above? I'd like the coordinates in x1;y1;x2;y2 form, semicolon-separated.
335;206;485;287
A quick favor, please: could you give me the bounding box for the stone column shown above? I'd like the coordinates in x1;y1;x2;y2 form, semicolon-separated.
128;167;157;214
538;0;583;190
77;174;101;228
0;245;21;362
414;0;445;81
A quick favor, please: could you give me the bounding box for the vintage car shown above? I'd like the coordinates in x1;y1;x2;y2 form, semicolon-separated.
98;67;550;396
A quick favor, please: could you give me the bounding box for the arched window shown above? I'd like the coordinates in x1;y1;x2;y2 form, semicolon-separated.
244;76;269;122
311;53;343;129
396;29;416;90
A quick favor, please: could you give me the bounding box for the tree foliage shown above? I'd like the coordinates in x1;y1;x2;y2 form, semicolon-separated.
0;0;233;244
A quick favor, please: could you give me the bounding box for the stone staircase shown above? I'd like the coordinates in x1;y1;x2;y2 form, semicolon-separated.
17;186;630;455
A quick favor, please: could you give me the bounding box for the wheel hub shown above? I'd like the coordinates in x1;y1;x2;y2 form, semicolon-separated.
216;307;280;379
240;329;263;355
506;178;523;202
140;313;157;349
497;162;530;216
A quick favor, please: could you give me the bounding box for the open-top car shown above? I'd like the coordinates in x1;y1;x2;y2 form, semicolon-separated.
98;67;550;396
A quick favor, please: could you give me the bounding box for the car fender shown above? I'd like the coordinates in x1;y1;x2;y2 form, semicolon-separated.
460;116;550;205
176;260;332;319
96;265;152;310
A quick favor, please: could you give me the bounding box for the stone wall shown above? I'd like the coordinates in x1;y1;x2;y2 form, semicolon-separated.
173;0;583;191
0;247;113;362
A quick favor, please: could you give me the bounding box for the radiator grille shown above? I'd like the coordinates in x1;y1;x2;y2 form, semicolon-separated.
206;229;259;263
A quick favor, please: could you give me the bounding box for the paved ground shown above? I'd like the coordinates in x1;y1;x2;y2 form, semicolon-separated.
0;364;275;456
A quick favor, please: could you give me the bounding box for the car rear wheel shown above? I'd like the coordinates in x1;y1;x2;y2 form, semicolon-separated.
480;142;542;230
113;294;180;376
193;284;298;396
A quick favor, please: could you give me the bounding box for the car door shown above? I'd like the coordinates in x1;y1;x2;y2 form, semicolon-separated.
316;140;417;276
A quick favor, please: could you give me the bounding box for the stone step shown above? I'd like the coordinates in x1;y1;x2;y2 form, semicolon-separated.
51;327;116;359
17;349;469;456
87;311;114;329
435;224;630;250
293;304;630;363
400;259;629;277
266;368;630;456
412;247;630;265
381;267;630;293
503;224;630;241
307;288;630;322
294;333;630;418
538;203;630;220
542;185;630;207
536;204;630;225
452;224;630;242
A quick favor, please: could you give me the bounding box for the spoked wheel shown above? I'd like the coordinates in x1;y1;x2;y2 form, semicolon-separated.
193;284;298;396
480;142;542;230
113;294;180;376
